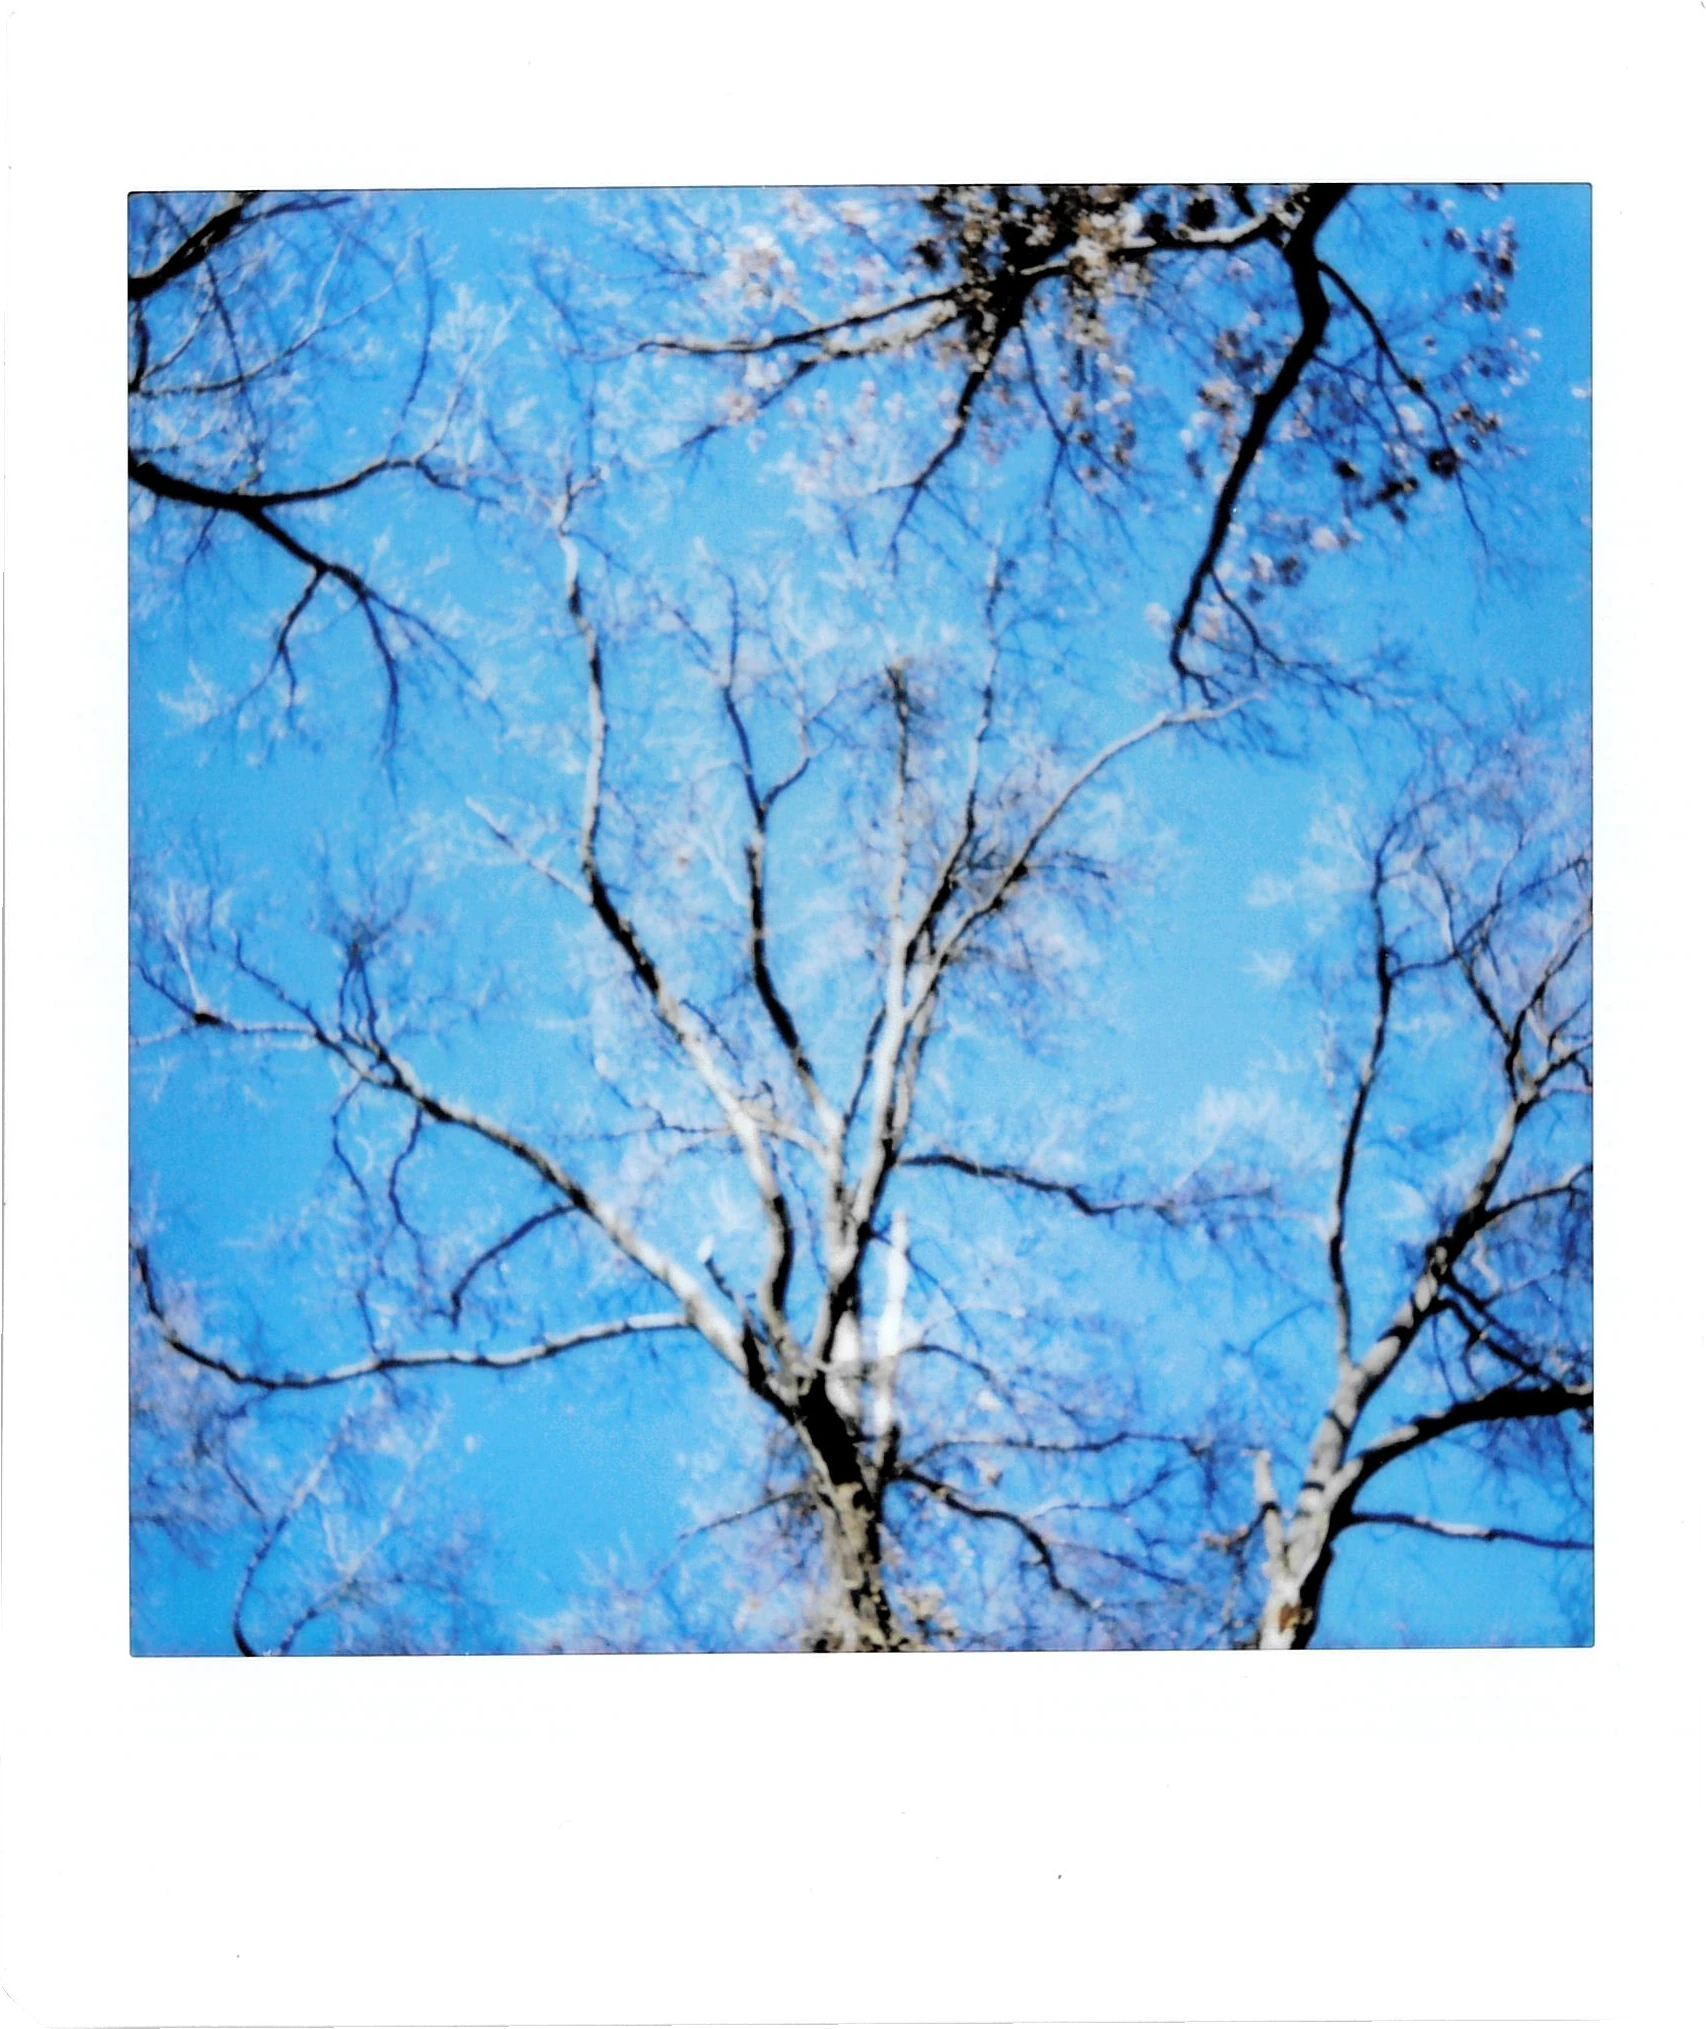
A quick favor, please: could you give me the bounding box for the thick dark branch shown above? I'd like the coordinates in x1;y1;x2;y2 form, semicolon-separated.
205;455;427;511
129;192;262;301
1170;184;1351;688
129;452;369;584
129;450;445;749
719;671;832;1138
129;447;432;530
1346;1379;1593;1493
1327;882;1396;1369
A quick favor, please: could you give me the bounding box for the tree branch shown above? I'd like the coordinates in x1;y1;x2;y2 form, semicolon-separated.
1343;1379;1594;1495
134;1243;692;1391
129;191;262;301
718;653;837;1147
1170;185;1351;690
1344;1510;1592;1553
150;961;762;1394
565;543;804;1365
902;1150;1260;1226
898;1468;1102;1619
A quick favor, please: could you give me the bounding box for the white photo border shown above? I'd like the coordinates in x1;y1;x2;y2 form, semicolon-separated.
4;4;1699;2023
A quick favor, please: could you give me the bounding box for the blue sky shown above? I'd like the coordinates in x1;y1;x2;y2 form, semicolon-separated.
129;184;1590;1652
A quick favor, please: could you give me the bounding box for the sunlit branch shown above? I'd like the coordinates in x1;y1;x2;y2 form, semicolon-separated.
231;1410;346;1656
1343;1510;1592;1553
565;540;804;1364
134;1243;692;1391
1252;772;1591;1649
926;699;1240;984
151;963;760;1392
273;1407;452;1655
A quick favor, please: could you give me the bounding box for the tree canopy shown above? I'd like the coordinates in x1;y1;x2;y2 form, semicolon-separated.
129;183;1591;1653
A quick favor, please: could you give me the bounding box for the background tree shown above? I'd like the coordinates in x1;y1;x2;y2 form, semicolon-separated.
130;1238;495;1655
128;189;503;751
571;182;1528;700
132;524;1265;1651
129;183;1590;1653
1210;737;1592;1647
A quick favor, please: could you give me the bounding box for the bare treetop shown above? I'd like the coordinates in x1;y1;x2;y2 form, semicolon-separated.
130;185;1590;1654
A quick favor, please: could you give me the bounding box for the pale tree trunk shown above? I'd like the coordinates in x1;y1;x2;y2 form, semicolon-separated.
814;1470;903;1651
1253;945;1555;1649
1254;1449;1336;1650
804;1218;915;1651
1253;1228;1463;1650
797;1365;903;1648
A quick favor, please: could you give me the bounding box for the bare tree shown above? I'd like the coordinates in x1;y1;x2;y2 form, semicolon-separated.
572;183;1524;699
1229;742;1592;1647
133;517;1278;1651
128;190;502;750
130;186;1588;1653
130;1240;494;1655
